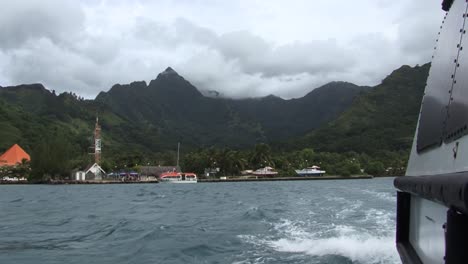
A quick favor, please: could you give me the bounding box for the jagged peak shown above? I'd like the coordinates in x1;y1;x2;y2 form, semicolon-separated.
160;67;179;76
153;67;182;82
244;94;283;102
382;63;430;85
316;81;360;90
264;94;281;99
108;80;147;90
2;83;48;93
129;81;148;88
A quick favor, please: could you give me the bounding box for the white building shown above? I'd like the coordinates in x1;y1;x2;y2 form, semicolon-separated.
84;163;106;180
74;171;86;181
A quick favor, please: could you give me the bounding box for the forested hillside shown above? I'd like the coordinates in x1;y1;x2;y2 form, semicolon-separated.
293;63;430;155
0;64;429;177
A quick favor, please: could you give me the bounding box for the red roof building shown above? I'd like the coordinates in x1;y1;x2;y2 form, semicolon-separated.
0;144;31;166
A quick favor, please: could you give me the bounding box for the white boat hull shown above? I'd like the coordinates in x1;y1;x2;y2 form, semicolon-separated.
168;180;197;183
160;179;197;183
251;173;278;176
252;167;278;176
295;169;326;176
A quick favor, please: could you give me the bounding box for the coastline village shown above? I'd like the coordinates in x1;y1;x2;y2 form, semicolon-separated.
0;117;338;184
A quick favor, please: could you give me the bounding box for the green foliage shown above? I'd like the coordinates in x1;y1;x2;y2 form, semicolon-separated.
95;73;368;149
295;64;430;155
250;143;274;168
0;64;427;178
365;161;385;176
0;160;31;179
179;144;408;177
30;132;77;180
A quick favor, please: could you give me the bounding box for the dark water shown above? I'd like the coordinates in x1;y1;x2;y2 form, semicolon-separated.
0;178;399;264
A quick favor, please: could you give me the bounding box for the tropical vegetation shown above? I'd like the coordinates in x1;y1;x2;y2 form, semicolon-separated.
0;63;430;180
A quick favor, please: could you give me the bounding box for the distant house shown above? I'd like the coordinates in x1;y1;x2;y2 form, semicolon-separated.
0;144;30;167
73;170;86;181
140;166;179;177
84;163;106;180
204;167;220;177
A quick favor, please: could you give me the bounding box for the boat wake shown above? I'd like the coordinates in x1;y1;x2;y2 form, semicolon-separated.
362;190;396;202
239;214;399;264
269;234;398;264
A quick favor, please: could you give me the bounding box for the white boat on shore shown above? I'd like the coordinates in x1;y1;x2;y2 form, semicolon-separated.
159;172;197;183
158;142;197;183
295;165;326;176
252;166;278;176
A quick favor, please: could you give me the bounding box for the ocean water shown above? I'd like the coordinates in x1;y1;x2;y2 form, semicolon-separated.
0;178;399;264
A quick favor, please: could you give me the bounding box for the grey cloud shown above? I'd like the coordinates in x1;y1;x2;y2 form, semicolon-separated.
0;0;84;49
164;20;357;78
0;0;444;100
398;21;439;60
76;36;121;65
135;19;356;80
5;38;103;97
133;17;217;49
395;1;441;61
174;18;218;45
216;31;270;62
133;18;177;48
132;13;440;99
258;40;356;77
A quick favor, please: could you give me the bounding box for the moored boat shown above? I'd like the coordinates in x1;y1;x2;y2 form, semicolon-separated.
295;165;326;176
252;166;278;176
160;171;197;183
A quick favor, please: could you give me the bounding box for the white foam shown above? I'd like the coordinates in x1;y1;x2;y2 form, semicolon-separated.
362;190;396;202
326;196;349;203
362;208;395;231
333;224;358;236
272;219;309;238
335;200;363;219
240;218;399;264
238;234;268;248
269;235;399;264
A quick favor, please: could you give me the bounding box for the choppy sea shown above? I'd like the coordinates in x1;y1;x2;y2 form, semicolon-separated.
0;178;399;264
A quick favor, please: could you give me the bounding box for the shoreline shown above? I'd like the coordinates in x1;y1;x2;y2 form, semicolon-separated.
199;175;373;182
0;180;159;185
0;175;380;185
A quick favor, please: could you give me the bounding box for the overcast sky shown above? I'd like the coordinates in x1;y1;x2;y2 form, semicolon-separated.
0;0;444;99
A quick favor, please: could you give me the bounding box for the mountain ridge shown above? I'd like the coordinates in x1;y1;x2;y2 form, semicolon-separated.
93;68;369;144
0;63;427;167
293;63;430;155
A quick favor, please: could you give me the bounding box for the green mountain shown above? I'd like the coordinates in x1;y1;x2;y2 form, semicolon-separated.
0;84;135;161
0;68;368;160
95;67;368;148
226;81;371;140
294;63;430;155
0;63;431;177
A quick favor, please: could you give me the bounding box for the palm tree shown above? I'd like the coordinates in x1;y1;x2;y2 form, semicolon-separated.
250;143;274;169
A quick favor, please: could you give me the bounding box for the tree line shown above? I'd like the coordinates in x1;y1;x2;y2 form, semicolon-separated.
181;143;407;177
19;135;407;181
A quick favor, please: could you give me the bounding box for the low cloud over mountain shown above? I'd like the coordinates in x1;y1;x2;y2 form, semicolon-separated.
0;0;442;99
